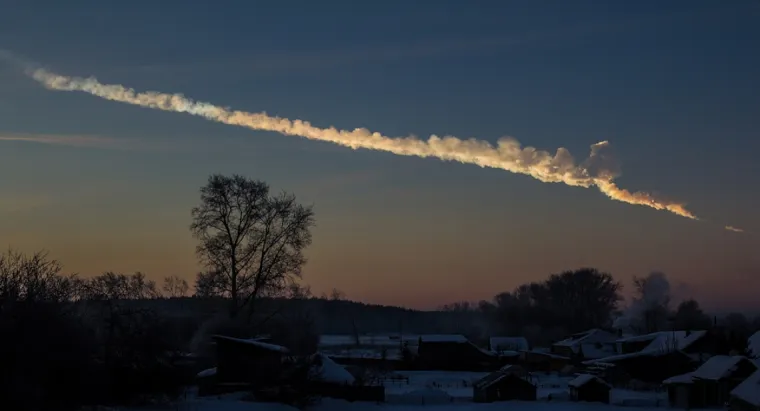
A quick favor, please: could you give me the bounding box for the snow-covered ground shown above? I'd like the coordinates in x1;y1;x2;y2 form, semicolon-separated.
121;371;667;411
125;396;669;411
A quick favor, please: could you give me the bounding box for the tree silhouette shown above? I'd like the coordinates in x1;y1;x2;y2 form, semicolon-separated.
190;174;315;318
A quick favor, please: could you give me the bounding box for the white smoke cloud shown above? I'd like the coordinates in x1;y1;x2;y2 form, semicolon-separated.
11;64;743;230
613;272;672;331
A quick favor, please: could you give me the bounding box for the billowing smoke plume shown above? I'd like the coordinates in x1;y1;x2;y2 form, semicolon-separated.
22;67;719;223
613;272;672;332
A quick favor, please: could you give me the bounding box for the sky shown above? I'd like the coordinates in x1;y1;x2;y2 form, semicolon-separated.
1;0;759;311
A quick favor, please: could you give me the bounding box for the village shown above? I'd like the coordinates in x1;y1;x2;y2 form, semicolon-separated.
187;327;760;410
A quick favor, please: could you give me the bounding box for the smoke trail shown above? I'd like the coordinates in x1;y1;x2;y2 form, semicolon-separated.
27;67;714;223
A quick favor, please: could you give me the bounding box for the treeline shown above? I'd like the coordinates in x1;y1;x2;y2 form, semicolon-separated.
441;268;760;349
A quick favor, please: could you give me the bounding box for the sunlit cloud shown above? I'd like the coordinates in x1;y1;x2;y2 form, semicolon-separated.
27;67;727;228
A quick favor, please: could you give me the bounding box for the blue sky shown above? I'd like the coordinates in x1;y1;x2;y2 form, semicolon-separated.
1;0;758;310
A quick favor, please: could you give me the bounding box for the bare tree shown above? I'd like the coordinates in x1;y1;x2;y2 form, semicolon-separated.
190;174;315;318
329;288;346;301
83;272;160;300
162;275;189;298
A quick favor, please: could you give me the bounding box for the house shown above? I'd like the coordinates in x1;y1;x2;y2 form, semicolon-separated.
586;330;714;383
730;369;760;411
416;335;498;371
552;329;619;361
615;330;720;361
568;374;612;404
663;355;758;409
473;365;537;402
489;337;530;353
212;335;289;385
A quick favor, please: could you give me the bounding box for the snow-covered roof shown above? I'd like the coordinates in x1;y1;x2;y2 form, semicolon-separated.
587;330;707;364
663;356;754;384
568;374;610;388
490;337;529;351
311;353;355;385
617;330;706;352
694;356;752;380
196;367;217;378
663;372;695;384
748;331;760;359
554;329;619;354
731;369;760;406
213;335;290;353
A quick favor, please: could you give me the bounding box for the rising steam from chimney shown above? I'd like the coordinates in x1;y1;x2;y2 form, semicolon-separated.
20;66;742;229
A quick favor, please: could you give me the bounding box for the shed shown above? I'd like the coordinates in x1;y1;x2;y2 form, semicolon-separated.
664;355;758;409
568;374;611;404
730;369;760;411
473;369;537;403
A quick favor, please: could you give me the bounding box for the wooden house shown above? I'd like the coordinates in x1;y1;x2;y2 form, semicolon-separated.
664;355;758;409
729;370;760;411
585;331;712;383
473;365;536;403
568;374;611;404
212;335;289;385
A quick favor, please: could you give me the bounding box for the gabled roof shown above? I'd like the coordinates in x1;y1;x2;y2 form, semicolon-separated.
474;369;533;390
748;331;760;359
586;330;707;365
568;374;611;388
731;369;760;406
310;353;355;385
663;356;756;385
212;335;290;353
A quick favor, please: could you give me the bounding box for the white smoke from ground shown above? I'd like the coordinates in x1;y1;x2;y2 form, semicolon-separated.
613;272;672;331
18;66;746;228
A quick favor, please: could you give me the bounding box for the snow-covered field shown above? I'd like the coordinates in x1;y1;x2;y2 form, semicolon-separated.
123;371;668;411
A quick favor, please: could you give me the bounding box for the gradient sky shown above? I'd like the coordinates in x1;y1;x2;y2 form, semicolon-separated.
1;0;759;311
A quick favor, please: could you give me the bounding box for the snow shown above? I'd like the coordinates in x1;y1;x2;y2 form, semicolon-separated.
197;367;217;378
213;335;290;353
586;330;707;364
391;388;453;405
311;353;355;384
731;369;760;406
748;331;760;359
691;355;748;380
124;394;671;411
568;374;611;389
490;337;529;352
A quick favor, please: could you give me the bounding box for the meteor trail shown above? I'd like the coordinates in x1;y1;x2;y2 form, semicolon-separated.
22;66;742;231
